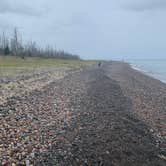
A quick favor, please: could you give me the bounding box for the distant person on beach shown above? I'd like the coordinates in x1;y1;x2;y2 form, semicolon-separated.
98;62;102;67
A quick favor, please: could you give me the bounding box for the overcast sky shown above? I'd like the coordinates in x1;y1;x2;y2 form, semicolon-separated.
0;0;166;59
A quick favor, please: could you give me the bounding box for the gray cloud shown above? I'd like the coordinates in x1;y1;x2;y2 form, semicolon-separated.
0;0;166;59
0;0;40;16
124;0;166;11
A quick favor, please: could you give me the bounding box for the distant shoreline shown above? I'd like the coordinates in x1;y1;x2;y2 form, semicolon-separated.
128;62;166;84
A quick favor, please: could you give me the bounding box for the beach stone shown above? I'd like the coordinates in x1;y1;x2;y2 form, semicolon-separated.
106;151;110;154
22;151;26;156
158;155;166;161
150;129;154;133
0;62;166;165
34;149;40;157
30;152;35;158
25;159;30;166
27;146;33;153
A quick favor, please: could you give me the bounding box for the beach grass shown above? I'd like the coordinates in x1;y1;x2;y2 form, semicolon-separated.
0;55;97;74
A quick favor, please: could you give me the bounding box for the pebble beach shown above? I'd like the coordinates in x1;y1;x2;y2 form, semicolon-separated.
0;62;166;165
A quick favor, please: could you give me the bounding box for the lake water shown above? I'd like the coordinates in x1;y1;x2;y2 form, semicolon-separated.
127;59;166;83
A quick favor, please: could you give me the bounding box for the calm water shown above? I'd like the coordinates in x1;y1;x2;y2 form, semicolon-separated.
127;59;166;83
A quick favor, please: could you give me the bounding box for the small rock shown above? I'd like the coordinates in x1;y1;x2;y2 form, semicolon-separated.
158;154;166;160
26;159;30;166
27;145;33;153
31;152;35;158
106;151;110;154
150;129;154;133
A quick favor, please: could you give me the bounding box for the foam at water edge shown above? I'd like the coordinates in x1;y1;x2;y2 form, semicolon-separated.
130;63;166;84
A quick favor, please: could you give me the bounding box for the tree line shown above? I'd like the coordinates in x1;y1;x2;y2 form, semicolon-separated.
0;28;80;60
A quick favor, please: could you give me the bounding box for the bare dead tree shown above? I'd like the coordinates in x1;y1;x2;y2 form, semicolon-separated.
0;28;80;59
10;28;19;55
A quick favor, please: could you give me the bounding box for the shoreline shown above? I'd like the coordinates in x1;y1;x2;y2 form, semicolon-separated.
104;61;166;139
128;62;166;84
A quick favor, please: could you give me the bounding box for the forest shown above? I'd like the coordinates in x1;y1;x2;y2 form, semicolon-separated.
0;28;80;60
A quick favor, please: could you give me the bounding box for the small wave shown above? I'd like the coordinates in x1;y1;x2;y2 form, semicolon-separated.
130;63;166;84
